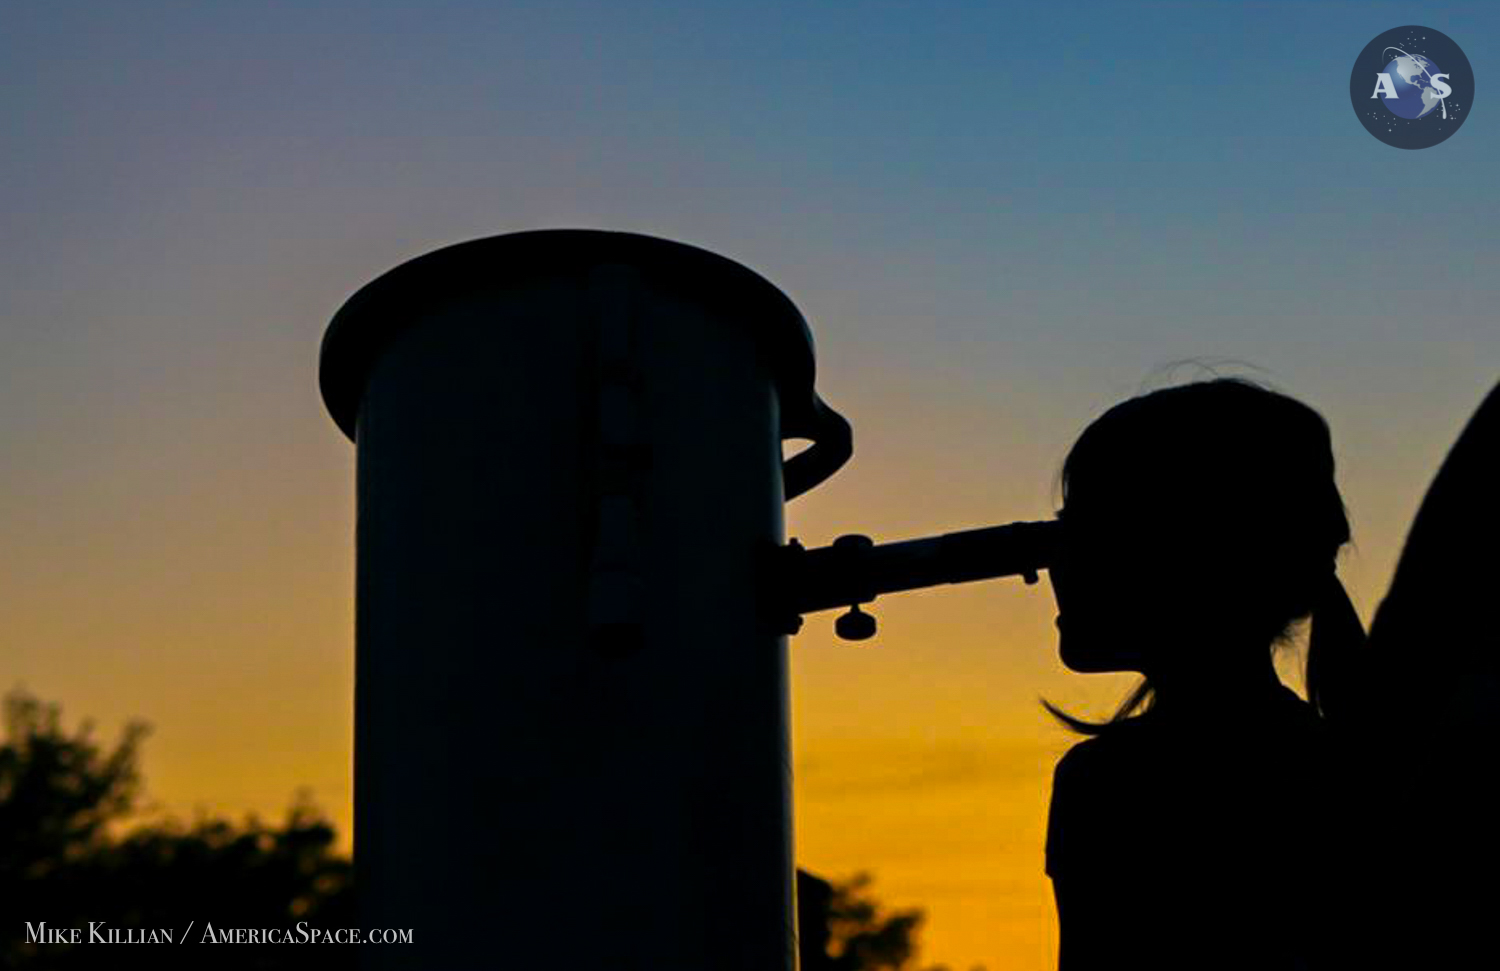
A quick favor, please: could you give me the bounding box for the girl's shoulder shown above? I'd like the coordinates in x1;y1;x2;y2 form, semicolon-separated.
1054;684;1332;779
1051;713;1159;784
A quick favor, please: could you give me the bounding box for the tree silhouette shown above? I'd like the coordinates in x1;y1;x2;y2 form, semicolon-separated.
0;687;979;970
0;687;352;968
797;869;983;971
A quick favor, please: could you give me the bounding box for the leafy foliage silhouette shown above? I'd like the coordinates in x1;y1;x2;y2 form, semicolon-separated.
798;869;982;971
0;687;352;968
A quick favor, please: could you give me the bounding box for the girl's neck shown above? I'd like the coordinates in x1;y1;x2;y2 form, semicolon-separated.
1145;654;1286;717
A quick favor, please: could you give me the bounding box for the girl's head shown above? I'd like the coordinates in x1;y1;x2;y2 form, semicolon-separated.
1045;377;1362;728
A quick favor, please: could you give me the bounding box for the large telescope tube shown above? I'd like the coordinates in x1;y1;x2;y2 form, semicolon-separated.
320;229;1060;970
320;230;851;970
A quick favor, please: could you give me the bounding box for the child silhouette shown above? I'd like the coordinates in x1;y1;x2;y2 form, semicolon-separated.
1042;377;1364;970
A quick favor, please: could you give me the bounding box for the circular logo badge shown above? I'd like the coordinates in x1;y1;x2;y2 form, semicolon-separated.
1351;26;1473;149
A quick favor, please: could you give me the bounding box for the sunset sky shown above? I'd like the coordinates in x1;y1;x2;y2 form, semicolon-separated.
4;2;1498;967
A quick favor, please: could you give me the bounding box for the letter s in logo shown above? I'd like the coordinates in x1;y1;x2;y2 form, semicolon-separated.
1431;73;1453;99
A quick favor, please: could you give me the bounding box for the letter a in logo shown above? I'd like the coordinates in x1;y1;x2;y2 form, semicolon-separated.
1371;73;1399;98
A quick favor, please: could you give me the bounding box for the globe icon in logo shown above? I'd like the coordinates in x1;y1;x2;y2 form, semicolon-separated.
1380;51;1447;120
1351;26;1473;149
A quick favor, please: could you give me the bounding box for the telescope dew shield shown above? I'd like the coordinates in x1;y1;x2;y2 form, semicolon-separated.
320;230;851;970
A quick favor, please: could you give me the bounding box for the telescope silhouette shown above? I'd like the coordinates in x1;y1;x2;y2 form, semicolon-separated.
320;228;1065;970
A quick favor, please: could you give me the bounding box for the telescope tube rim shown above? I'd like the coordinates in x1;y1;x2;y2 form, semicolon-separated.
319;228;822;446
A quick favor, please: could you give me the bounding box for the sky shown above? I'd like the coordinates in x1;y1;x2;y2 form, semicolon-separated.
3;1;1497;967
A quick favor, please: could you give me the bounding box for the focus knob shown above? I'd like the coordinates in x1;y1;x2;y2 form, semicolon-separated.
835;603;877;641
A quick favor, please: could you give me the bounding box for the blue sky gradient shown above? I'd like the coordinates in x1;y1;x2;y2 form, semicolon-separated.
3;3;1496;966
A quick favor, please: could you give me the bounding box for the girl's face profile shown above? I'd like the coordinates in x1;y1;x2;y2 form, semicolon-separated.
1049;495;1187;675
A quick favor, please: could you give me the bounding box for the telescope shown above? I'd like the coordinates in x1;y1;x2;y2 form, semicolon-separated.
762;519;1060;640
320;229;1060;970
